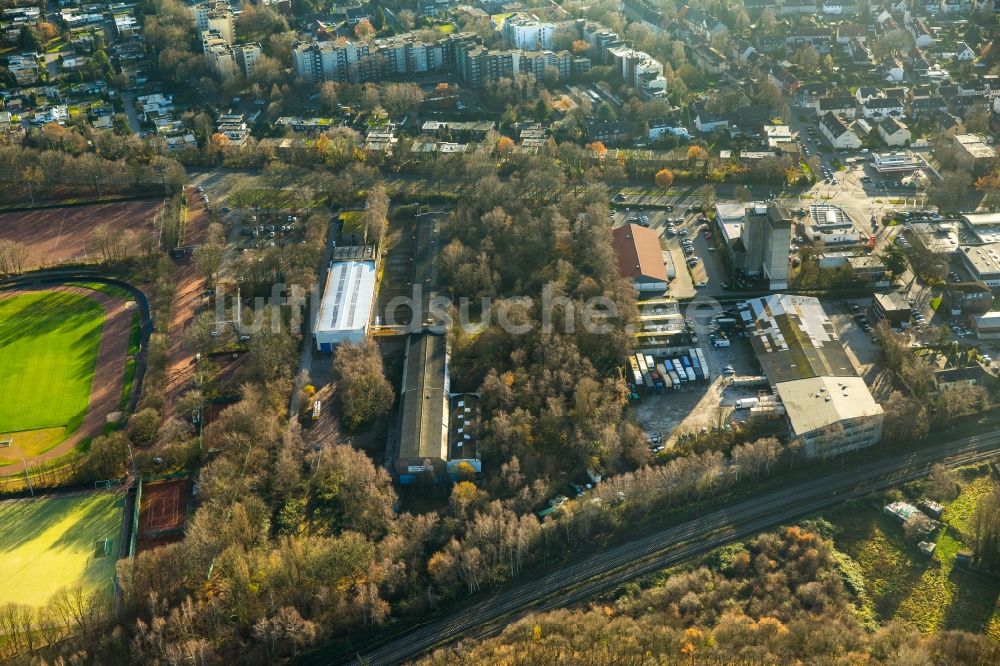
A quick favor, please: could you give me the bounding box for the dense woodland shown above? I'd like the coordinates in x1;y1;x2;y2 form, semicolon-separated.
2;0;1000;655
420;526;1000;665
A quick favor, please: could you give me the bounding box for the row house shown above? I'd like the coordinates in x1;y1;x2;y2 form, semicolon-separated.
822;0;861;14
768;64;800;94
836;23;866;44
907;18;934;48
848;37;873;64
909;95;948;117
690;45;727;74
883;57;904;82
691;103;729;133
677;6;728;41
786;27;833;54
816;94;858;119
862;96;905;119
780;0;819;15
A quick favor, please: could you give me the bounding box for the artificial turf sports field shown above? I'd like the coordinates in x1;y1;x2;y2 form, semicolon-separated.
0;490;124;607
0;291;104;457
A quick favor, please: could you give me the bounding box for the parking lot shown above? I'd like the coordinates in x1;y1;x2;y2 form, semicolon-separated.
786;110;933;235
237;213;307;251
612;205;729;299
823;298;882;375
632;333;765;448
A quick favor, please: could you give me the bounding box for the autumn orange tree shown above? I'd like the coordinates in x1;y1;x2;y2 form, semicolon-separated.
687;145;709;165
976;166;1000;210
655;168;675;190
354;18;375;40
586;141;608;158
497;136;515;154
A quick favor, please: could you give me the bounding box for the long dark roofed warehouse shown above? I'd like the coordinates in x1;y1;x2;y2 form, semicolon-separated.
396;331;450;484
395;211;451;484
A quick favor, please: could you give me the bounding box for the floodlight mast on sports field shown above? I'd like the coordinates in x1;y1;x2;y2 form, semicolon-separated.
21;458;33;497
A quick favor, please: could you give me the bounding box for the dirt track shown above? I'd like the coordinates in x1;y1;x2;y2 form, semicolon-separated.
0;200;161;269
0;285;132;475
163;188;209;420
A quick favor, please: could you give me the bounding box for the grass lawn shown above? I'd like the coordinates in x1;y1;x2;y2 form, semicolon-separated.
0;291;104;436
0;491;124;608
930;295;943;311
66;281;135;304
340;210;366;236
120;357;137;411
0;427;65;466
826;469;1000;637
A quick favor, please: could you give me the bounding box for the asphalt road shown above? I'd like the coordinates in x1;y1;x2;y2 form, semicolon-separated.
347;428;1000;665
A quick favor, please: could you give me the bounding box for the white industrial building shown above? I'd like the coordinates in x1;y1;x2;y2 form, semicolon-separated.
744;294;884;458
313;260;377;350
807;204;864;245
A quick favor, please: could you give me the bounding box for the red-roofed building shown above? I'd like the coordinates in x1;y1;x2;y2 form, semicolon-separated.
612;223;668;292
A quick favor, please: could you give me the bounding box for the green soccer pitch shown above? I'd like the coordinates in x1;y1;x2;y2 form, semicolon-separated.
0;291;104;453
0;490;124;607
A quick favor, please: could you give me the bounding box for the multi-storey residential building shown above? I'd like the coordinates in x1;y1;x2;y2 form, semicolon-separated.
377;33;446;75
202;29;227;56
292;40;374;83
740;203;792;288
192;1;229;32
206;43;237;81
456;45;514;88
233;43;262;78
206;9;233;45
501;14;554;50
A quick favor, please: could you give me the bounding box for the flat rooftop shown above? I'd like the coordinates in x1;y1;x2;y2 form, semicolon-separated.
776;375;883;437
314;260;376;335
874;291;910;312
975;312;1000;330
911;221;960;253
715;203;745;244
961;243;1000;277
962;212;1000;227
745;294;857;383
809;204;854;230
955;134;995;159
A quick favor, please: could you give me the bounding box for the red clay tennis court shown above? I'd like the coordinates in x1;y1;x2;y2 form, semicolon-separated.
138;478;189;536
